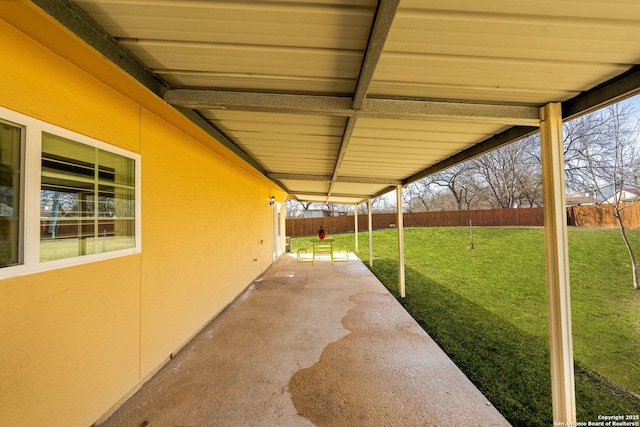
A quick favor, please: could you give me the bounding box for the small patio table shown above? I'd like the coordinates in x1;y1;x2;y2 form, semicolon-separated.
309;237;335;264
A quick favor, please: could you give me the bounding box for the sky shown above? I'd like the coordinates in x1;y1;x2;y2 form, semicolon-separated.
620;92;640;113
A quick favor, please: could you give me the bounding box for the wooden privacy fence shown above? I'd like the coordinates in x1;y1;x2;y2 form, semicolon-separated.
286;204;640;237
286;207;544;237
567;203;640;228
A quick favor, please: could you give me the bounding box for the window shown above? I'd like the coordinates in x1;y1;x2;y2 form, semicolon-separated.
0;105;140;277
40;133;136;261
0;121;23;268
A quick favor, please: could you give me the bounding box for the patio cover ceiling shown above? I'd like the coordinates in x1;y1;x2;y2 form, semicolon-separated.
34;0;640;204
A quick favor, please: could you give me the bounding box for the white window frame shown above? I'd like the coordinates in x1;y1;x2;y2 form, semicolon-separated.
0;105;141;279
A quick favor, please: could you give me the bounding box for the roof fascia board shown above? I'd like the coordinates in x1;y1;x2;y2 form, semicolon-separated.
31;0;167;97
166;90;539;125
562;65;640;121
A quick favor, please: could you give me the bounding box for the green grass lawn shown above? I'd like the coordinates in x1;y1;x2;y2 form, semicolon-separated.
291;227;640;426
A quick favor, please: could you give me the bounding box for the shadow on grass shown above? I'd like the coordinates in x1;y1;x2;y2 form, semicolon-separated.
368;258;640;427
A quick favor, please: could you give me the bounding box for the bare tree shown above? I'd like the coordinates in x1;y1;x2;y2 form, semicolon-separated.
472;136;542;208
516;135;544;208
284;199;303;218
371;194;396;213
403;180;434;212
563;109;613;193
565;103;640;290
400;136;542;212
357;203;369;215
427;189;464;211
430;163;480;210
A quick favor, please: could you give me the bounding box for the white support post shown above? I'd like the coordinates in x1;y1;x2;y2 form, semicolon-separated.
540;102;576;424
396;185;406;298
354;203;359;253
368;198;373;267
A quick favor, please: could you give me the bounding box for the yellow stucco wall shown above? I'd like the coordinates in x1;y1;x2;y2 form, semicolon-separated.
139;108;274;374
0;4;281;426
0;257;142;426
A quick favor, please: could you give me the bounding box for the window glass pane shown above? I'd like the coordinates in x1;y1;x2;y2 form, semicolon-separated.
99;149;135;187
0;122;22;267
41;132;135;261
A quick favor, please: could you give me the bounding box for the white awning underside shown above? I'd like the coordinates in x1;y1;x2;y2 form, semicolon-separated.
38;0;640;203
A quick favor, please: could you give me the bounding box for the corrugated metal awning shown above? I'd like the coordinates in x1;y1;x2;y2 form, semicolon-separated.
33;0;640;204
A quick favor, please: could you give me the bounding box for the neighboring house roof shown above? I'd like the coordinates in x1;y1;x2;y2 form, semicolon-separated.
303;210;332;218
605;188;640;204
566;196;600;206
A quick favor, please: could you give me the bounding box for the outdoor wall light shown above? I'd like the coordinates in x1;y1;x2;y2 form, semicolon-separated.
270;196;276;205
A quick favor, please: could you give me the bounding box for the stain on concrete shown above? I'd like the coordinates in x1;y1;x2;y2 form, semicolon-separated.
289;292;510;426
99;255;508;427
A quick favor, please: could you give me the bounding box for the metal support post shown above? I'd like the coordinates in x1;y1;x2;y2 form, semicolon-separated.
354;203;359;253
396;185;406;298
368;198;373;267
540;102;576;424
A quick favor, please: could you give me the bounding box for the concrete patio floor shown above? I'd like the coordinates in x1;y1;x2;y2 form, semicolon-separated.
99;253;510;426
